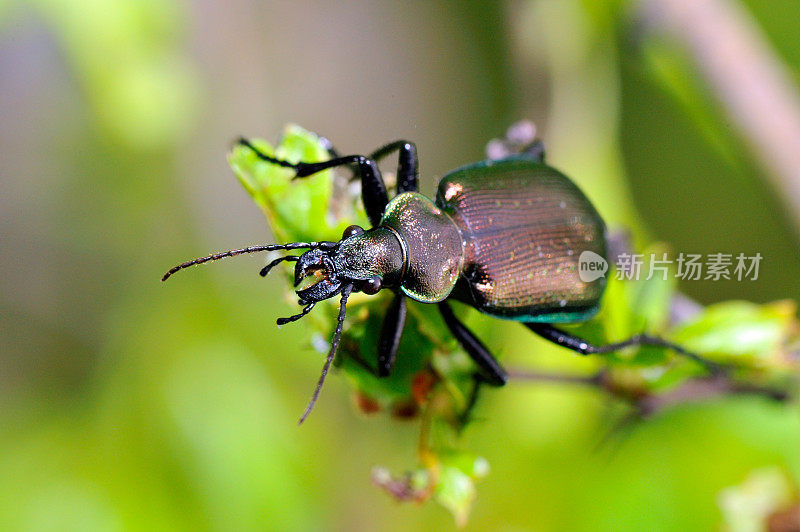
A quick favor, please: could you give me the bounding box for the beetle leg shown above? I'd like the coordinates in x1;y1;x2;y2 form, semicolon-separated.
376;292;407;377
331;294;406;379
525;323;724;375
521;140;545;162
315;137;419;194
438;302;508;386
369;140;419;193
237;137;389;227
458;373;497;427
486;121;546;162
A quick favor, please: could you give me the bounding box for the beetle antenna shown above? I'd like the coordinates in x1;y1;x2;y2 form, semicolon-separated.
162;243;319;281
260;255;299;277
298;283;353;425
277;301;316;325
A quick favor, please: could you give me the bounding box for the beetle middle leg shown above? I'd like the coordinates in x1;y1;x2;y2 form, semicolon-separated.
525;323;724;375
438;302;508;386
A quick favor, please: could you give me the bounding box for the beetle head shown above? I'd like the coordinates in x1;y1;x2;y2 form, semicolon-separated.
161;223;392;424
291;224;398;305
293;246;343;303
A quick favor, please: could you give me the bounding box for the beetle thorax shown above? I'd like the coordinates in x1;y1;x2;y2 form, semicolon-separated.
334;227;406;286
380;192;465;303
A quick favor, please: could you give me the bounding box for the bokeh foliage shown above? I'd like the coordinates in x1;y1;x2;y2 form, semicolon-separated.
2;0;800;530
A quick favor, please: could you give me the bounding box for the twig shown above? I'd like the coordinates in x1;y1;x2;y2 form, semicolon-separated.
507;368;604;387
508;366;790;418
637;375;790;416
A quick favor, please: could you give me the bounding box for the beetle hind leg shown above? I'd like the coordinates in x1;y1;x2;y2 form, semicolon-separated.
525;323;724;375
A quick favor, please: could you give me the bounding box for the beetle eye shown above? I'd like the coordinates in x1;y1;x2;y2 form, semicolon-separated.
342;224;364;239
362;276;382;295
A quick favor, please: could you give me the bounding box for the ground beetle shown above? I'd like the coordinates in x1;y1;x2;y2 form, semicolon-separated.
163;124;717;423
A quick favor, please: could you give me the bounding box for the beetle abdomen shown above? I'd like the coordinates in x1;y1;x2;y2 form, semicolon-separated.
436;158;607;322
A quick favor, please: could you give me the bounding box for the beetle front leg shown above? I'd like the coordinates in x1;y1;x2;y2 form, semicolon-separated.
314;137;419;193
525;323;723;375
438;302;508;386
376;293;407;376
237;138;389;226
338;293;406;379
369;140;419;193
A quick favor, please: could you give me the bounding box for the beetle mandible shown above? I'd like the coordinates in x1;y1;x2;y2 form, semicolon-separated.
163;126;718;423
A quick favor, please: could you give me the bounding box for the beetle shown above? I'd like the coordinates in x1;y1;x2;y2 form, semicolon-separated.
163;126;718;423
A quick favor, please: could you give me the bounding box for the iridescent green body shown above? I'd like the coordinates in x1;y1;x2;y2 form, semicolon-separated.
338;157;607;323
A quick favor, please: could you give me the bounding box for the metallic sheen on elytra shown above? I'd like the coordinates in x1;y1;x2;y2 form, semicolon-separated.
437;158;606;322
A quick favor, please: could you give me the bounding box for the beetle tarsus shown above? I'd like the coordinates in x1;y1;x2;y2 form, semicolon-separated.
521;139;546;162
239;137;393;227
277;301;316;326
486;120;546;162
592;334;725;376
458;374;490;429
236;137;298;170
525;323;724;376
260;255;299;277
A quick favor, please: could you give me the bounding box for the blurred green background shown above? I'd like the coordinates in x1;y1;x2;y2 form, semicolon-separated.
2;0;800;530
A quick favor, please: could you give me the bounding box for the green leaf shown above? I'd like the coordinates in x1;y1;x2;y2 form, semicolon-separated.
670;300;798;367
433;451;490;527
